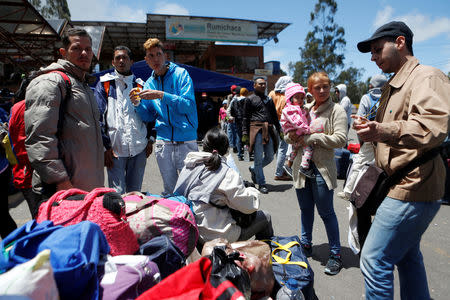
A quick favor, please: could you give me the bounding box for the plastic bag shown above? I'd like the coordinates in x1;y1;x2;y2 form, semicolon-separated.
0;249;59;300
210;246;251;300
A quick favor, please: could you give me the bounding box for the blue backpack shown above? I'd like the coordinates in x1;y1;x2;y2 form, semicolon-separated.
0;220;110;300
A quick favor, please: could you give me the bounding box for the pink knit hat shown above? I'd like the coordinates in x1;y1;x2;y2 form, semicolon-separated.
285;82;305;104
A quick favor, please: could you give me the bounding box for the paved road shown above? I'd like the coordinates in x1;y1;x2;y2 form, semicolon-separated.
7;143;450;299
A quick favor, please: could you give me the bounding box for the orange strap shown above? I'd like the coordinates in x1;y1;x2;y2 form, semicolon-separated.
103;81;141;96
103;81;110;97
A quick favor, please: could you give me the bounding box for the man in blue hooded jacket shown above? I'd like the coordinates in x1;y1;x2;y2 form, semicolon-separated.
130;38;198;195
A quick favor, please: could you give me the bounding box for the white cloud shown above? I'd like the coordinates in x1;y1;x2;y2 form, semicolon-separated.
153;2;189;15
373;6;450;43
265;50;285;62
398;15;450;42
67;0;146;22
374;6;394;28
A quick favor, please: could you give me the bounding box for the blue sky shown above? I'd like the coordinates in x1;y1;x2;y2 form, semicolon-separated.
67;0;450;80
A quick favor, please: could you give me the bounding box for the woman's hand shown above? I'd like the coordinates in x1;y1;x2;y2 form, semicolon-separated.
288;132;306;147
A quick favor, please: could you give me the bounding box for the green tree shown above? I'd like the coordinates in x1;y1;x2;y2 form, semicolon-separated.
289;0;346;85
335;67;367;103
29;0;71;20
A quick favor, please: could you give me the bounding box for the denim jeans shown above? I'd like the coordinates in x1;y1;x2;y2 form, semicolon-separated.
295;165;341;255
227;122;238;148
360;197;440;300
154;141;198;195
235;121;243;158
251;131;274;185
275;137;289;176
107;149;147;194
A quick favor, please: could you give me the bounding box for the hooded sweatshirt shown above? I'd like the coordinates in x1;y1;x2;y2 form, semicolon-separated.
336;84;352;127
174;151;260;242
269;75;293;120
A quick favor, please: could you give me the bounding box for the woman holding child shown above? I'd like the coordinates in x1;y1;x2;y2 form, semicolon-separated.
285;71;347;275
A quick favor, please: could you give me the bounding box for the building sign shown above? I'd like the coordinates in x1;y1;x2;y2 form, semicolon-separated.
254;69;273;76
166;18;258;43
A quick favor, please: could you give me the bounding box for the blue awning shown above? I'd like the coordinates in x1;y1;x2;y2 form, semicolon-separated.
91;60;254;93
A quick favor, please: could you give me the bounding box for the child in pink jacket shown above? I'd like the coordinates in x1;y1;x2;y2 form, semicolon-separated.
280;83;318;178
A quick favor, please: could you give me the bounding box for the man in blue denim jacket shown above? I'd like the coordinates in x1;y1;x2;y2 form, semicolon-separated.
130;38;198;195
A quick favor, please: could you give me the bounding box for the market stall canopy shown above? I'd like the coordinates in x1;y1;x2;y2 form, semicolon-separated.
0;0;65;69
91;60;254;93
72;14;290;65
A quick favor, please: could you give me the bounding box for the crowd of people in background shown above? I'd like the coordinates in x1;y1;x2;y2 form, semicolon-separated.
1;20;449;300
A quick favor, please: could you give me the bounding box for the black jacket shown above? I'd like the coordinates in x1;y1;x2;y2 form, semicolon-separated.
242;92;280;135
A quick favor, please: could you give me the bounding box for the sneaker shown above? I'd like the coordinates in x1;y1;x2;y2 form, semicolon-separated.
283;165;293;177
299;166;315;179
324;254;342;275
238;156;244;161
258;184;269;194
233;147;238;153
249;167;256;184
301;243;312;257
274;172;292;181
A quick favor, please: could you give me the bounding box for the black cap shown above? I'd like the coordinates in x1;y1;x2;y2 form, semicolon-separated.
357;21;413;53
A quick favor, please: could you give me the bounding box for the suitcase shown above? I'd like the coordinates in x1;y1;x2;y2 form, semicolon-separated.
335;148;351;180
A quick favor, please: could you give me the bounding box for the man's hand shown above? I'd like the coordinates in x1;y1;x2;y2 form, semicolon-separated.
145;141;153;158
139;89;164;100
129;87;141;106
104;149;118;169
242;134;249;145
354;120;389;142
56;180;73;191
351;115;369;128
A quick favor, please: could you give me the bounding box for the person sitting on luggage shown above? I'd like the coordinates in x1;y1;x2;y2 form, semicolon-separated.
173;127;274;246
281;82;322;179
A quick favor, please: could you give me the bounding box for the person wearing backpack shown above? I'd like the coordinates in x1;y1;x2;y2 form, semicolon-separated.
25;28;104;200
94;46;153;195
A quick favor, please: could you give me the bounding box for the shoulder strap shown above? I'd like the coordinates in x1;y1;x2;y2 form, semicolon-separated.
103;81;110;97
47;70;72;137
385;141;449;190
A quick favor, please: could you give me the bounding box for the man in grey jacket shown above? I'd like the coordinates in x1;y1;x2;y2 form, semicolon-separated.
25;28;104;198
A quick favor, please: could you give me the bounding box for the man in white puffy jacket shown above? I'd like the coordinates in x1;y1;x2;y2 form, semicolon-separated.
95;46;153;194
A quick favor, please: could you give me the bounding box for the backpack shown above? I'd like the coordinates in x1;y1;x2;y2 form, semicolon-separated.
123;192;199;257
36;187;140;256
7;70;72;187
0;220;110;300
